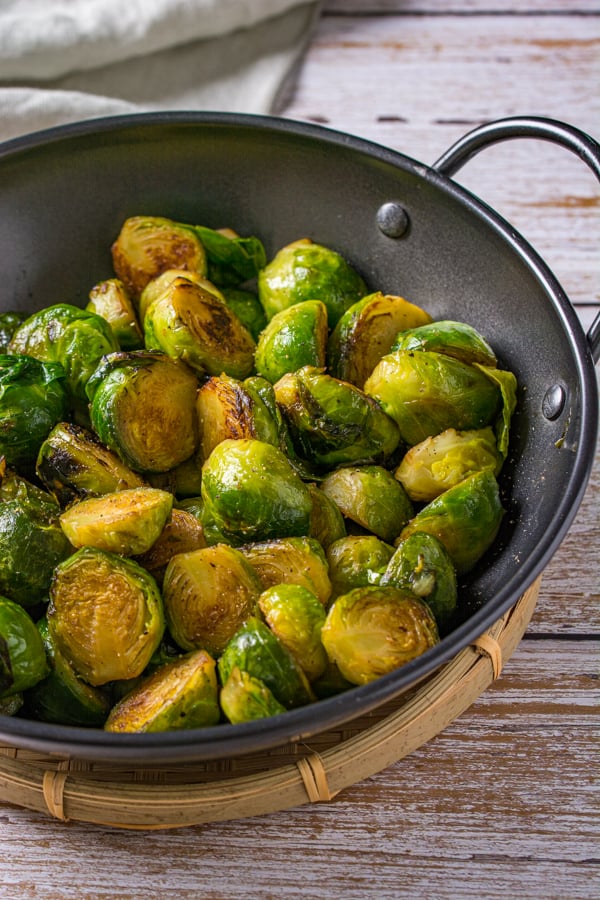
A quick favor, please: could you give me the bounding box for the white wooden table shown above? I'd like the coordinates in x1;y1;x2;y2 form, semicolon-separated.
1;3;598;898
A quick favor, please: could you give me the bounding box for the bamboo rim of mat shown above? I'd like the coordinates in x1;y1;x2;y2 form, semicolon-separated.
0;576;541;830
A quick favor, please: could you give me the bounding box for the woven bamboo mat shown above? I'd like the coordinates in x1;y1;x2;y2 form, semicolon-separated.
0;576;541;830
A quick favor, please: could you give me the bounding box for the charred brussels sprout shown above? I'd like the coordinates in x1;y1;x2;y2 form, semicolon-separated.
87;351;199;474
0;312;26;353
274;366;399;469
328;292;433;388
0;596;49;697
138;269;223;324
86;278;143;350
240;536;332;606
258;239;367;327
134;508;206;586
221;288;267;341
326;535;394;598
381;533;457;630
321;586;439;685
0;355;67;470
104;649;220;733
320;465;413;544
48;547;164;685
391;320;497;367
254;299;328;383
258;584;327;682
220;666;286;724
196;374;279;461
163;544;262;657
201;439;313;544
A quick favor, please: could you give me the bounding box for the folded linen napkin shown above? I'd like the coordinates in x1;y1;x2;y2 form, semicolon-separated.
0;0;320;142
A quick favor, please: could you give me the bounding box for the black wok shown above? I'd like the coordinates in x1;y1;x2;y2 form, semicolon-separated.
0;112;597;762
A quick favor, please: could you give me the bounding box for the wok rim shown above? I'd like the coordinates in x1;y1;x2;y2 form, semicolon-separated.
0;110;597;762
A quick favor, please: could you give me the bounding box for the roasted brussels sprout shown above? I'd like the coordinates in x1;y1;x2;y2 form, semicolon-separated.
48;547;164;686
111;216;208;297
163;543;262;657
201;438;313;544
391;320;498;367
59;486;173;556
321;586;439;685
220;666;286;724
196;374;279;461
221;288;267;341
320;465;414;543
240;536;332;606
254;299;328;383
134;507;206;585
258;584;327;681
381;532;457;630
274;366;400;468
394;426;502;503
86;278;143;350
0;312;26;354
258;238;367;327
104;649;220;733
0;355;67;470
194;225;266;287
218;616;314;709
326;534;395;599
87;351;199;474
0;596;49;697
307;483;347;548
398;470;504;574
143;275;256;380
328;292;433;388
138;268;223;323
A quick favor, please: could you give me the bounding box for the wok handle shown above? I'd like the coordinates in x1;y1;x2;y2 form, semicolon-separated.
433;116;600;364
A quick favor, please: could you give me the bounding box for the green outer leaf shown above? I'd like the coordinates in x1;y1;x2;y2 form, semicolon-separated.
194;226;266;286
474;364;518;459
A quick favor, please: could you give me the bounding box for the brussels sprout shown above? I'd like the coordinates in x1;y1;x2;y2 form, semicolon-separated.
179;495;233;548
48;547;164;686
194;225;266;287
201;439;313;544
8;303;119;419
326;535;394;598
59;486;173;555
111;215;208;297
321;586;439;685
381;533;457;630
143;275;256;380
86;278;143;350
328;292;433;388
274;366;400;469
163;544;262;657
320;465;414;543
475;364;518;459
0;596;49;696
307;483;347;548
240;536;332;606
104;649;220;733
0;693;23;716
364;350;501;447
220;666;286;724
138;269;224;324
196;374;279;461
134;508;207;586
398;470;504;574
147;456;203;499
254;299;328;383
0;312;26;354
25;617;110;726
87;351;199;474
394;426;502;503
258;584;327;681
0;355;67;470
258;238;367;327
36;422;147;507
221;288;267;341
392;320;498;367
218;616;314;709
0;464;72;606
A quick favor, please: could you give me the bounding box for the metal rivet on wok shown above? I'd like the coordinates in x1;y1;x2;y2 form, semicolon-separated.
542;383;566;420
376;202;409;238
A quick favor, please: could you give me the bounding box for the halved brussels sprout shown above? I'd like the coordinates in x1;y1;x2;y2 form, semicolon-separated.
59;486;173;556
220;666;286;724
381;532;457;630
218;616;314;709
48;547;164;686
326;535;394;598
104;649;220;733
111;216;208;297
363;350;501;447
394;426;502;503
134;508;207;586
201;438;313;544
0;464;72;607
138;269;224;323
86;278;143;350
0;596;49;697
254;299;328;383
193;226;266;287
258;584;327;681
307;483;347;549
320;465;414;543
274;366;400;469
163;543;262;657
196;374;279;461
321;585;439;685
0;355;67;470
144;276;256;380
221;288;267;341
328;292;433;388
240;536;332;606
398;470;504;574
0;312;26;354
391;320;497;367
258;239;367;327
87;351;199;474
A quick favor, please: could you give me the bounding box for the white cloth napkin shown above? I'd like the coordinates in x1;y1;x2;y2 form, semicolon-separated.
0;0;320;142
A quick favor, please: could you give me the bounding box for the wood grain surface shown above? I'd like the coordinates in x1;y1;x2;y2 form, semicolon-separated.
1;3;598;898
